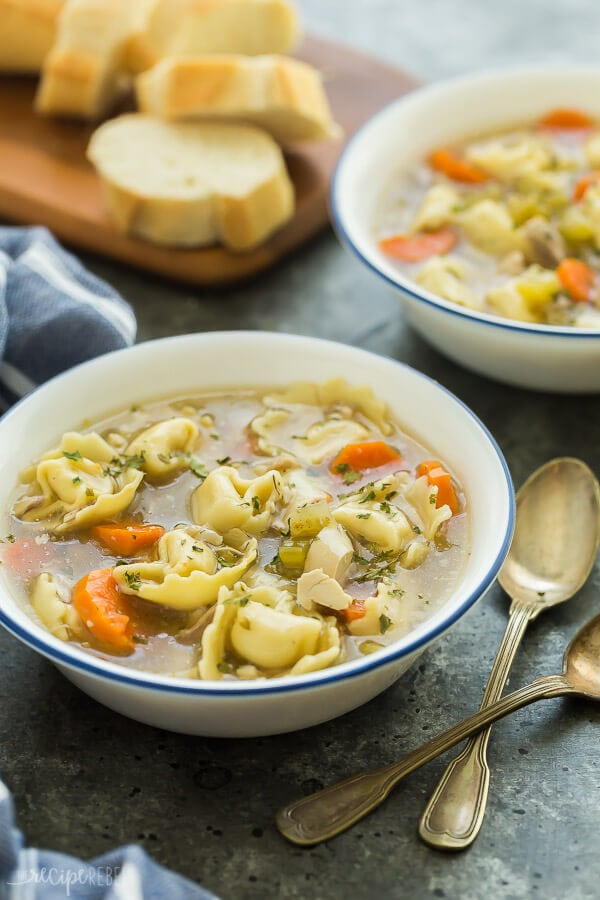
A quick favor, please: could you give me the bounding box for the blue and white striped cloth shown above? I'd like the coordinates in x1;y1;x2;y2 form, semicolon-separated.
0;227;218;898
0;226;136;412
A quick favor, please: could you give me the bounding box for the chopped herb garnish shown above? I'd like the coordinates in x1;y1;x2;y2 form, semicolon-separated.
158;452;171;464
132;635;148;645
429;493;437;506
335;463;350;474
123;571;141;591
210;433;220;441
217;662;230;674
216;456;231;466
291;434;308;440
357;512;371;520
343;471;361;485
189;457;208;479
379;501;392;515
252;495;260;512
385;490;398;501
85;488;95;499
191;544;204;553
5;534;15;544
412;525;422;534
217;554;237;568
72;476;82;485
63;450;82;461
121;452;146;470
130;404;140;412
379;614;392;634
390;588;405;598
359;490;376;505
353;552;370;565
239;596;250;607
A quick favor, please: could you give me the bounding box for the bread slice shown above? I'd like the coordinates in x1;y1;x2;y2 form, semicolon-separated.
127;0;300;74
136;54;341;146
87;114;295;250
0;0;65;72
35;0;136;119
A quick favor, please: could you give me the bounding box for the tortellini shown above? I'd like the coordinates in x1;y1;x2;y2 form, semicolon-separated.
13;432;143;533
465;134;552;182
411;184;460;232
191;465;285;536
417;256;481;310
31;574;83;641
113;526;257;610
333;473;413;553
199;583;341;679
405;475;453;541
460;200;522;256
127;417;199;477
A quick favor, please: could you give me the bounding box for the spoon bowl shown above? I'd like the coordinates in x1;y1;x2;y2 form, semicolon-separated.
499;457;600;611
564;613;600;699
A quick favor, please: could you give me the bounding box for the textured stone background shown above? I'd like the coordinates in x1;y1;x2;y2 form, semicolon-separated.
2;2;600;899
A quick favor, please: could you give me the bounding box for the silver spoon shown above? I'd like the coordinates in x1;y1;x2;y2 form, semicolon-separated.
276;458;600;847
419;457;600;850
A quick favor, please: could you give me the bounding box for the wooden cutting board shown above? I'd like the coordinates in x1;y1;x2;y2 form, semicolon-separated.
0;37;418;287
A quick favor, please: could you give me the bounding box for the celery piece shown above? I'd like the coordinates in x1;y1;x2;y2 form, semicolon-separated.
559;207;595;244
278;541;310;570
289;500;332;539
515;267;560;309
359;640;385;655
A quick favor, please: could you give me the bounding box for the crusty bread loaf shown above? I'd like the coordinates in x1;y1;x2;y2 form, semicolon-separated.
127;0;300;74
136;54;341;145
87;114;295;250
0;0;65;72
35;0;136;119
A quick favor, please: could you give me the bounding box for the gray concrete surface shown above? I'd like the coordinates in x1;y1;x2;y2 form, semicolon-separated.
2;2;600;898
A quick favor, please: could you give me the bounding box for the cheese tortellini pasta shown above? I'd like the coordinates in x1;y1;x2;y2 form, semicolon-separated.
5;380;467;681
377;108;600;327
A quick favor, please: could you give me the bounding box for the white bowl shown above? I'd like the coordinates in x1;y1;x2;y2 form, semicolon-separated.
331;65;600;393
0;332;514;736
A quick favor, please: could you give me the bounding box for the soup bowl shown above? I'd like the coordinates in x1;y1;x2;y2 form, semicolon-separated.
331;65;600;393
0;332;514;736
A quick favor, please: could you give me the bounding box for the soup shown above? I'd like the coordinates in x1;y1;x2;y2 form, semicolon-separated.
1;380;468;681
376;107;600;327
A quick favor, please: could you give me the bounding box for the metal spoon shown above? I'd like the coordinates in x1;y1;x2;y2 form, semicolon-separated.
276;459;600;847
419;457;600;850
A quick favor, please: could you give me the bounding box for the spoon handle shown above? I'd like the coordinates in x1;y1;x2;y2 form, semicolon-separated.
276;673;571;846
418;598;533;850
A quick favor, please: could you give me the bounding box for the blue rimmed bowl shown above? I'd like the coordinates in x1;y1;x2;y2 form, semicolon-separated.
331;65;600;393
0;332;513;736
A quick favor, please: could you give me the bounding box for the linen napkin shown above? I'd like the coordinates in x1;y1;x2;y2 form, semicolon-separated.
0;227;218;899
0;226;137;412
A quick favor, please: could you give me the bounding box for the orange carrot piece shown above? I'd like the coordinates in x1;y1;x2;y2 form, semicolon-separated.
539;108;594;129
342;601;367;623
331;441;401;474
91;523;165;556
379;229;458;263
73;568;135;653
573;171;600;202
557;258;596;302
428;148;490;184
417;460;459;515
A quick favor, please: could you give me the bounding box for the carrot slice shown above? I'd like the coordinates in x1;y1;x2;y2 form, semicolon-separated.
342;601;367;623
331;441;401;474
557;258;596;302
416;460;459;515
91;523;165;556
539;108;594;129
73;568;135;653
428;148;490;184
379;229;458;263
573;172;600;202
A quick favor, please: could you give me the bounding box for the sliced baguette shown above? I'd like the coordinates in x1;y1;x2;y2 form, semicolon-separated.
127;0;300;74
0;0;65;72
136;55;341;145
35;0;136;119
87;114;295;250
